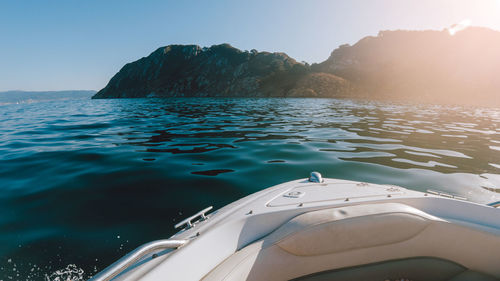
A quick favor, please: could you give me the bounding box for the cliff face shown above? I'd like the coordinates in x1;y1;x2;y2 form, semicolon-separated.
315;27;500;105
94;27;500;106
93;44;349;99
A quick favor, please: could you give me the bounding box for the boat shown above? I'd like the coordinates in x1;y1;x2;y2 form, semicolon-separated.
90;172;500;281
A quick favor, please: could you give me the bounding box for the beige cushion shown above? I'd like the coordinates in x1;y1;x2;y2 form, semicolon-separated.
293;257;500;281
293;257;466;281
264;203;435;256
202;203;500;281
278;212;429;256
449;271;499;281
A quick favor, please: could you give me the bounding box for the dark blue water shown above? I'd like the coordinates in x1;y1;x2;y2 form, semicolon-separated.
1;97;499;280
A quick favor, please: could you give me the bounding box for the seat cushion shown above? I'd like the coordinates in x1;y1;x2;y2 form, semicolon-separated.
292;257;467;281
266;203;436;256
277;212;429;256
449;270;499;281
202;203;500;281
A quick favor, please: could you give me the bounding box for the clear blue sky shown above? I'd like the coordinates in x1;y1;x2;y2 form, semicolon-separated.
1;0;499;91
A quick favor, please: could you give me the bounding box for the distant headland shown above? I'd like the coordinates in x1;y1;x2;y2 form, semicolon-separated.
93;27;500;107
0;90;95;105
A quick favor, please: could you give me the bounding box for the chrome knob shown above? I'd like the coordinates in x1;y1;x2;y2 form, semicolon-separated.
309;171;323;183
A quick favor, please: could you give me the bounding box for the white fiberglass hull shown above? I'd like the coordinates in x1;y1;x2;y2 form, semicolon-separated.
91;175;500;281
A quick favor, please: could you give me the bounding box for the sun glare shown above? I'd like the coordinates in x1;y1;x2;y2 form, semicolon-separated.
448;19;472;35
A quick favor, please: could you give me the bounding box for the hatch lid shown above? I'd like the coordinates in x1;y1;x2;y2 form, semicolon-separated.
267;181;405;207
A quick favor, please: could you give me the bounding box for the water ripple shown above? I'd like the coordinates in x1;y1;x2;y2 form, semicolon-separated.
0;97;499;280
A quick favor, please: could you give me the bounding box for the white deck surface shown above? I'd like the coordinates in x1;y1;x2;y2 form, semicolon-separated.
106;177;500;281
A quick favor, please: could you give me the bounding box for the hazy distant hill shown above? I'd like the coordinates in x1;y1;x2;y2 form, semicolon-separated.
0;90;95;105
315;27;500;106
93;27;500;106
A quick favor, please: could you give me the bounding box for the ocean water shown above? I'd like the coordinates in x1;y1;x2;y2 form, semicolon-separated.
1;97;499;280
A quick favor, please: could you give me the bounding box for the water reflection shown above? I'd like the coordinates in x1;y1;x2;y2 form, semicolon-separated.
122;98;500;179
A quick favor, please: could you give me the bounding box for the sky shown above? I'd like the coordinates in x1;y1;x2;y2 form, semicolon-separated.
1;0;500;91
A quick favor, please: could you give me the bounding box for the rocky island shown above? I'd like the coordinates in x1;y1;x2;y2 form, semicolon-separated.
93;27;500;107
92;44;353;99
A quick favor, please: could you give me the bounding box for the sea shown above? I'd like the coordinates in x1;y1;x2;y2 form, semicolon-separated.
0;92;499;280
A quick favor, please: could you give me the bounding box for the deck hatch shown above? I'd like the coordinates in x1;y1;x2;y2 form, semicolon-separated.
267;182;405;207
